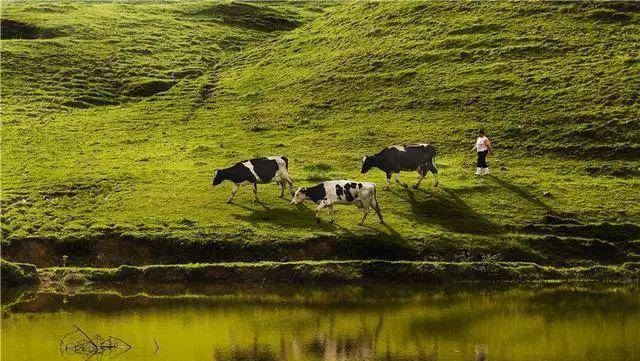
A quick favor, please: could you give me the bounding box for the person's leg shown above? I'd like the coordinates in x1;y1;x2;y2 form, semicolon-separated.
476;152;483;175
480;150;489;174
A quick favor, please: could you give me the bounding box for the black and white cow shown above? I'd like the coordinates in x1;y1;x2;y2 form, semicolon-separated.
290;180;383;225
361;144;438;190
212;156;295;203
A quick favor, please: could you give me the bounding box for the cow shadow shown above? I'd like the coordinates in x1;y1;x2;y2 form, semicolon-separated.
485;175;553;212
391;187;500;235
358;219;402;238
230;201;339;231
229;199;400;235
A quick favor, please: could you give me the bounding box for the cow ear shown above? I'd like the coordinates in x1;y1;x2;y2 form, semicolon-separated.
300;187;306;193
362;156;367;163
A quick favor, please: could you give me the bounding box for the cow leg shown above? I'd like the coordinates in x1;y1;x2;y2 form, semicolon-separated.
384;173;392;191
371;196;384;223
359;205;371;225
413;165;426;189
315;201;329;224
427;158;439;187
285;175;296;196
252;183;260;203
394;173;408;188
277;169;296;196
226;183;239;203
278;181;285;198
328;204;335;223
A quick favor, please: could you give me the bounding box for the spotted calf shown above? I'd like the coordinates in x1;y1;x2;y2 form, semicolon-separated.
212;156;295;203
290;180;383;225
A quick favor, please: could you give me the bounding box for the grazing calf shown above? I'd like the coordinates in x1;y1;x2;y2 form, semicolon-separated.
361;144;438;190
212;156;295;203
290;180;383;225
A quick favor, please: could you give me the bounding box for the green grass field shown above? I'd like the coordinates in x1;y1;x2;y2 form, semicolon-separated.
2;1;639;268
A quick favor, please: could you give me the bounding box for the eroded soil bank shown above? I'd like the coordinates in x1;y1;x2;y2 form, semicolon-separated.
4;218;639;268
36;261;640;288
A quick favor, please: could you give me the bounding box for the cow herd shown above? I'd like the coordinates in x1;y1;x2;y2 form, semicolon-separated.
212;144;438;225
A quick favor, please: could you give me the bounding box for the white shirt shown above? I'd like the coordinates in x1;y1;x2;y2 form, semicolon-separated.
476;136;489;152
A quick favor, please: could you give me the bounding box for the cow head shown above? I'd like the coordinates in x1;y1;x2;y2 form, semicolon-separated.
361;155;374;174
212;169;224;186
290;187;307;205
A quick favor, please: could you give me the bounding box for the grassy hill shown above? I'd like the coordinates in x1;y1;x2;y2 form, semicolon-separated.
2;1;639;268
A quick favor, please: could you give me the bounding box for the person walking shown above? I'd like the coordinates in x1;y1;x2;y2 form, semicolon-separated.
471;129;492;175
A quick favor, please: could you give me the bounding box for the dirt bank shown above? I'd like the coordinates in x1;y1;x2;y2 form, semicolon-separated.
38;261;640;287
1;259;39;287
4;222;638;268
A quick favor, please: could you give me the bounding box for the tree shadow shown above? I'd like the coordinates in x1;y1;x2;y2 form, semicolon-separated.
391;187;501;235
485;175;553;212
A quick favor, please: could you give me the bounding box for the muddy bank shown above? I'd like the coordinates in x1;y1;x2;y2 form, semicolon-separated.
4;222;638;267
38;261;640;287
1;259;39;287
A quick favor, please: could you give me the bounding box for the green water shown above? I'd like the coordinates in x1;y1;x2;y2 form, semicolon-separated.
2;284;639;361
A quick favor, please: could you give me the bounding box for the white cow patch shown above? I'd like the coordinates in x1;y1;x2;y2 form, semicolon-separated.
266;156;290;183
242;161;261;182
389;145;406;152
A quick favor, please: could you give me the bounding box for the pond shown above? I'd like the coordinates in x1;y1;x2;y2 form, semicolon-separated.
2;284;639;361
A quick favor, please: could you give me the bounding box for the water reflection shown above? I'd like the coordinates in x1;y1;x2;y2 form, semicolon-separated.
2;284;639;361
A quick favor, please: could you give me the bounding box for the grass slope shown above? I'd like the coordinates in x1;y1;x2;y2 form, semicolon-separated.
2;1;639;267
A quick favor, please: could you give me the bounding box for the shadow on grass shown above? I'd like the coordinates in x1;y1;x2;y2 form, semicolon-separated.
391;187;501;235
230;200;401;236
359;221;402;238
230;201;339;230
485;175;553;212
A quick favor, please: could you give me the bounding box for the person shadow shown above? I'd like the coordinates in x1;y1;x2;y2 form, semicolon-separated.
484;175;553;212
391;187;501;235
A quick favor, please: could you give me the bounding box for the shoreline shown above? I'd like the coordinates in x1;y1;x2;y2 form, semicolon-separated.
33;260;640;287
